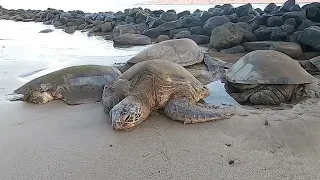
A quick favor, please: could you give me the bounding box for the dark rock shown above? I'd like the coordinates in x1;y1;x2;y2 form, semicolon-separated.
39;29;54;33
290;31;301;42
279;0;295;12
149;18;167;28
249;19;262;31
268;41;302;58
173;30;191;39
297;26;320;51
64;26;77;34
186;16;202;28
129;8;140;16
58;16;68;24
156;35;170;43
226;13;238;23
238;15;255;23
203;16;231;35
160;12;177;22
282;11;306;25
77;24;86;30
264;3;279;13
115;11;126;21
143;28;169;38
177;10;191;19
200;11;213;23
53;21;63;27
210;22;244;50
169;28;189;38
284;18;297;27
155;19;187;31
208;8;224;16
113;24;136;37
243;31;257;42
270;27;287;40
104;34;113;40
104;13;116;22
235;3;253;17
236;22;252;32
136;11;148;21
186;35;210;44
190;26;204;35
133;23;148;34
305;5;320;22
253;26;275;40
290;5;302;11
281;24;295;35
220;45;245;54
43;20;52;25
101;22;113;32
221;4;234;14
296;19;314;31
125;16;134;23
113;33;151;46
267;16;284;27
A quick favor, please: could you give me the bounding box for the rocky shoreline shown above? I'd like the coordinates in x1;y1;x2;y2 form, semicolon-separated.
0;0;320;60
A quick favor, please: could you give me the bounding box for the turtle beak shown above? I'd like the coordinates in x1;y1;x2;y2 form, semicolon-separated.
110;110;125;130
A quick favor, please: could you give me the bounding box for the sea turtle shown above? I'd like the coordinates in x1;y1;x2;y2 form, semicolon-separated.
298;56;320;75
8;65;121;105
102;59;236;130
113;38;227;84
223;50;320;105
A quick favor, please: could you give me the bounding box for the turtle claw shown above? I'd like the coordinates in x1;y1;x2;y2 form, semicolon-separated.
5;93;24;101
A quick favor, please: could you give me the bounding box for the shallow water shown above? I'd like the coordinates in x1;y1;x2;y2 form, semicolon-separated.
0;19;238;106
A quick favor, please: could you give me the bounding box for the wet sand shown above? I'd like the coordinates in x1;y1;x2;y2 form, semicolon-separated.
1;21;320;180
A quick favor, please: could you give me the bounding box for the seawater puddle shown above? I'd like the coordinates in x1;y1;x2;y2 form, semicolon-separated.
204;80;240;106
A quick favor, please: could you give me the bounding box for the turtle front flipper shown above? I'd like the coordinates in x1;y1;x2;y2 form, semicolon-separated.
24;91;55;105
164;98;236;124
102;79;130;113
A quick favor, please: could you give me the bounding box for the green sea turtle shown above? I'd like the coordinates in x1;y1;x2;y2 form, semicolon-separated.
223;50;320;105
113;38;227;84
8;65;121;105
298;56;320;75
102;59;236;130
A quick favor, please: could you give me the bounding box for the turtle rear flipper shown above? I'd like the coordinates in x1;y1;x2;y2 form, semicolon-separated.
164;98;236;124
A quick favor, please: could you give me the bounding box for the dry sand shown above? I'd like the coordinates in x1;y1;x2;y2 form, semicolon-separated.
1;57;320;180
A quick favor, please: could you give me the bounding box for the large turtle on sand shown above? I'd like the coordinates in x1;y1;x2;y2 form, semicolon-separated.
102;59;236;130
223;50;320;105
8;65;121;105
298;56;320;75
113;38;227;85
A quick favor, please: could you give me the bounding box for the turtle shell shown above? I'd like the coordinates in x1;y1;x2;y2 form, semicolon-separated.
225;50;316;85
128;38;204;66
309;56;320;69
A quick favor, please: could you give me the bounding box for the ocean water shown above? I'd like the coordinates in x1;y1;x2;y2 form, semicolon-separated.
0;18;240;105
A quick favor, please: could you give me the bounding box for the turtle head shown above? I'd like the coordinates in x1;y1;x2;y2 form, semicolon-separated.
109;97;148;130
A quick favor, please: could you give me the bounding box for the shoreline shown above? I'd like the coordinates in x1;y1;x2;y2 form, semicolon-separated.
1;0;319;57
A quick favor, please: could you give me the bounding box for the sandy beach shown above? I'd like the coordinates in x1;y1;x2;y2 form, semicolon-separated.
1;11;320;180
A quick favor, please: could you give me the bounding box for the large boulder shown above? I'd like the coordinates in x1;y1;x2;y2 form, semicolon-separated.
203;16;231;35
297;26;320;51
100;22;113;32
64;26;77;34
209;22;244;50
268;42;302;58
113;33;151;46
113;24;136;37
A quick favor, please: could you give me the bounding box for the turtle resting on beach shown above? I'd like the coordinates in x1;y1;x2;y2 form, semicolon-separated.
223;50;320;105
298;56;320;75
8;65;121;105
102;59;236;130
113;38;227;84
